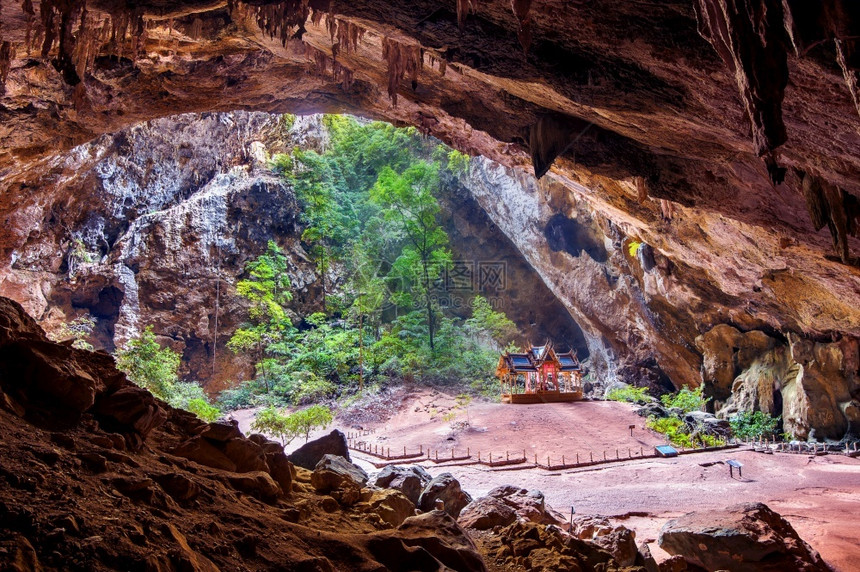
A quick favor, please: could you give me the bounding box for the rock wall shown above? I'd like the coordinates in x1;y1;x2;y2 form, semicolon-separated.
697;324;860;439
0;112;324;391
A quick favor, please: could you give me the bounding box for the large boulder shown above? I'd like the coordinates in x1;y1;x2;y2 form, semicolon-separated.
491;521;632;572
486;486;566;525
659;502;830;572
363;489;417;528
226;471;282;502
373;465;432;505
570;515;638;567
458;497;517;530
287;429;350;470
418;473;472;518
311;454;368;506
683;411;731;437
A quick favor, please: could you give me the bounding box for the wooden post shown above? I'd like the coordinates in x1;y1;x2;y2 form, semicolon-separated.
562;455;565;466
534;453;538;465
507;451;510;461
435;450;438;461
590;452;593;463
616;449;619;459
576;453;579;464
452;448;455;459
603;451;606;461
478;451;481;461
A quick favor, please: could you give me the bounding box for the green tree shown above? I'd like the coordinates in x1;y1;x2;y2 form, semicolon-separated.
371;162;451;352
466;296;517;347
228;241;294;392
115;325;180;399
290;404;333;442
167;381;221;422
251;407;295;445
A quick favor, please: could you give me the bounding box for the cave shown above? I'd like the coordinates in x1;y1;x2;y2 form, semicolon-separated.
1;1;860;571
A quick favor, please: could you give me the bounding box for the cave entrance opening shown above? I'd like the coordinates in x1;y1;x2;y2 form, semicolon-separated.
17;111;591;403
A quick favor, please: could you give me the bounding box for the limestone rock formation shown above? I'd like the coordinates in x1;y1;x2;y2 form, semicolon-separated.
0;112;322;391
659;502;831;572
697;324;860;439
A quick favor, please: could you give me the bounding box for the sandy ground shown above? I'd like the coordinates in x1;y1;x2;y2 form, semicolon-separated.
231;389;860;571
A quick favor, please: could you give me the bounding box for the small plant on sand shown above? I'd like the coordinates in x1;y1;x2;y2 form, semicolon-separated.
252;404;334;445
605;385;651;404
455;393;473;423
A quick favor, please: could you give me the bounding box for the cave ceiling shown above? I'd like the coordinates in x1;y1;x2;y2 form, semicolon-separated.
1;0;860;349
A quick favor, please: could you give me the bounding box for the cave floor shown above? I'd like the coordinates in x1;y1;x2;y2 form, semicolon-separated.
232;390;860;571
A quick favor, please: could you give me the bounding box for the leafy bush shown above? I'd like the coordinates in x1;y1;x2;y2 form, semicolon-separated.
606;385;651;404
661;385;710;413
218;380;267;411
647;416;692;447
729;410;780;440
627;240;642;258
166;382;221;422
115;326;180;399
184;398;222;423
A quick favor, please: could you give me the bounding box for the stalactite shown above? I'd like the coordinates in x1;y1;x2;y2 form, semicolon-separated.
510;0;533;55
0;41;12;95
189;17;203;40
240;0;311;46
22;0;36;55
693;0;790;157
382;37;422;105
457;0;478;31
634;176;648;203
660;199;675;221
333;61;353;91
834;38;860;121
797;170;859;265
427;51;447;76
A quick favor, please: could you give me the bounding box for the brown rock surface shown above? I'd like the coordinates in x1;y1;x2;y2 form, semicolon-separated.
659;502;831;572
0;297;493;571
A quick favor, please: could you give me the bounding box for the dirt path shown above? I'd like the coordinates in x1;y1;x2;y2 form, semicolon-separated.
232;389;860;571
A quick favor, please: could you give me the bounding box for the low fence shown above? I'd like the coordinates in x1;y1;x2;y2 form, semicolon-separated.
347;438;742;471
